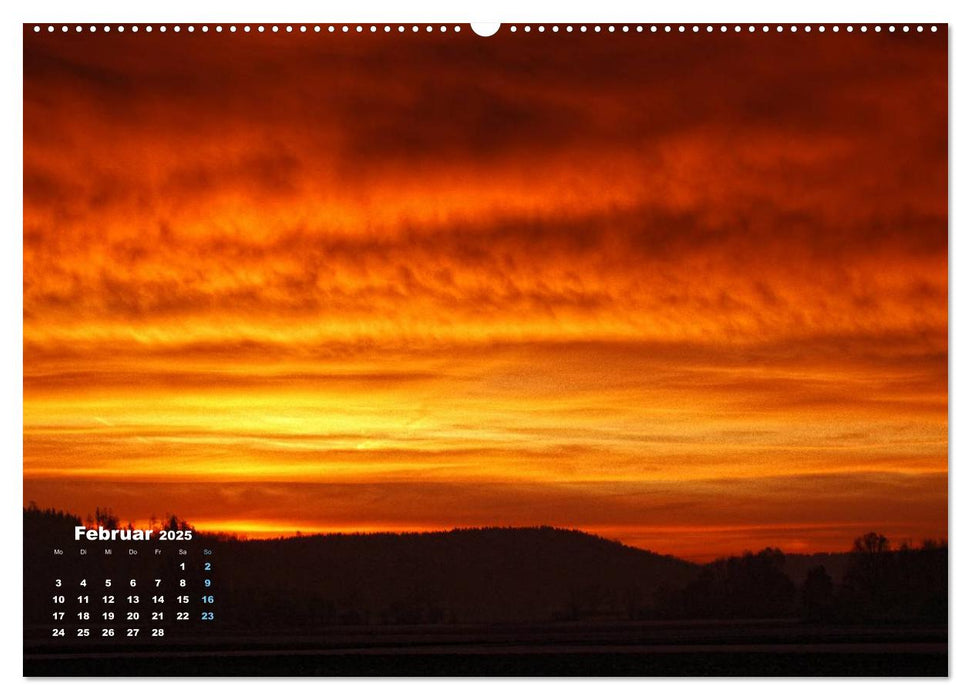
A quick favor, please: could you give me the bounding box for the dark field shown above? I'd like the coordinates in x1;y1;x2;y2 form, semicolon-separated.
24;619;947;676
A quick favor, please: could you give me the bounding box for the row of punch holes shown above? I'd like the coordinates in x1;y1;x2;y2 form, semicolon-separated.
32;24;940;35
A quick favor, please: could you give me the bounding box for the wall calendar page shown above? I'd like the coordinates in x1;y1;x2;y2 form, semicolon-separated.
22;19;948;677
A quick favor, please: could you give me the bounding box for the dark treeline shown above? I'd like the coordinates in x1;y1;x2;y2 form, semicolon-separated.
650;534;946;623
23;504;81;534
24;505;946;631
23;502;192;534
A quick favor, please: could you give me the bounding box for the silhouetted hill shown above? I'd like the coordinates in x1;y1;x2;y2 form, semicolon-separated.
219;526;699;625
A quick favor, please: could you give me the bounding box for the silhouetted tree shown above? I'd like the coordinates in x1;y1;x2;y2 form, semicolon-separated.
674;548;796;619
95;506;119;529
840;532;893;619
837;532;947;622
854;532;889;555
164;514;192;531
801;565;835;621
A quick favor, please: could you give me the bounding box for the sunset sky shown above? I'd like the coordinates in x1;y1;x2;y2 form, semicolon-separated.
23;26;947;561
